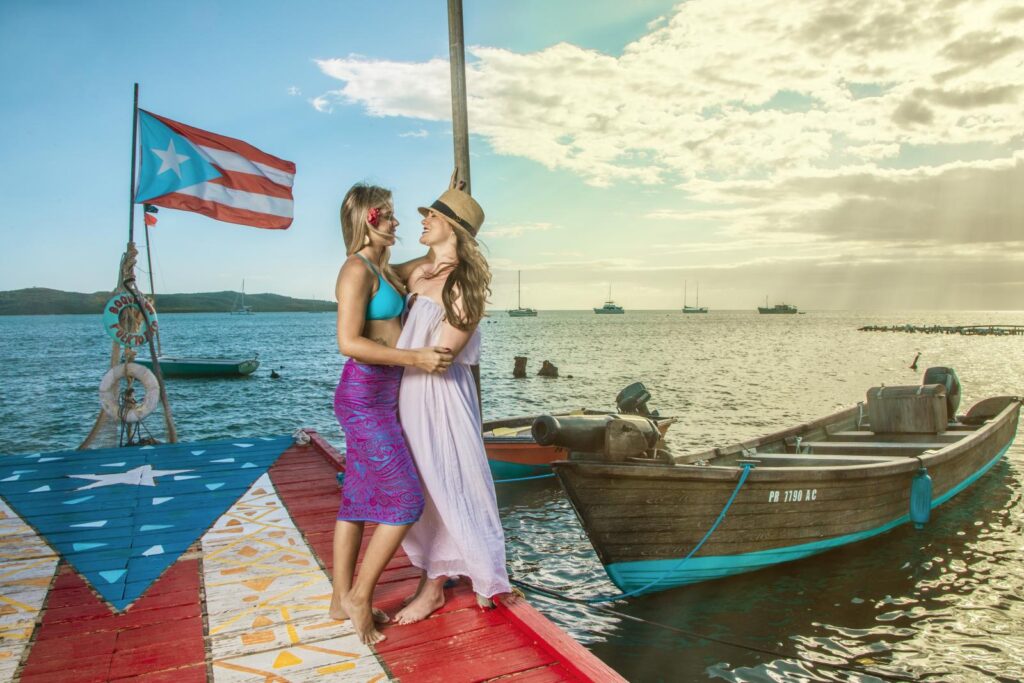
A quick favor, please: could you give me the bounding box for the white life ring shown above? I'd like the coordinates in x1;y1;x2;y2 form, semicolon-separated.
99;363;160;423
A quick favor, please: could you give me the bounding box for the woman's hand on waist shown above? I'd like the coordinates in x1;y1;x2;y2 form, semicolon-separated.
411;346;453;373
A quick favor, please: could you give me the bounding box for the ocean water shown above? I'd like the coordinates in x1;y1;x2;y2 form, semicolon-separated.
1;309;1022;681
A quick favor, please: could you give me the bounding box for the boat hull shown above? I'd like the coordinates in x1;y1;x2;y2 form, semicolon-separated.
554;400;1020;594
137;356;260;377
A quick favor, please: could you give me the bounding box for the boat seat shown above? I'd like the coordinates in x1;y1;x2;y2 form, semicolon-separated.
827;430;965;443
750;454;907;465
802;441;951;456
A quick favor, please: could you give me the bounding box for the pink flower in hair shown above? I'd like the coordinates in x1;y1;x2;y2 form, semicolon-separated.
367;207;380;227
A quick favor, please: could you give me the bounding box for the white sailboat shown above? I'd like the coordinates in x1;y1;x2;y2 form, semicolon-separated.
231;279;254;315
507;270;537;317
682;281;708;313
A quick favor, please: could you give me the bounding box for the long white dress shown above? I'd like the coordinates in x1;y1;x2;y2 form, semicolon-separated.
396;296;510;598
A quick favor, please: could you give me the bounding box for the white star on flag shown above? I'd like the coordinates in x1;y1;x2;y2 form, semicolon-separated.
151;139;192;178
68;465;194;490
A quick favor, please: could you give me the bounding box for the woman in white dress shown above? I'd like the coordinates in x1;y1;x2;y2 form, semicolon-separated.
393;188;511;624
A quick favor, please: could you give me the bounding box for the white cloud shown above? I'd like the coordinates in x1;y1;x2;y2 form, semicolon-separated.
399;129;429;138
287;86;301;96
314;0;1023;187
484;222;557;239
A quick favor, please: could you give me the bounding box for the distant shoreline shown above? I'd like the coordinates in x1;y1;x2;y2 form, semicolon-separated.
0;288;335;316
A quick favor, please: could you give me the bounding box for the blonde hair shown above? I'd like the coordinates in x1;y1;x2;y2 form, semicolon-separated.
425;224;491;330
340;183;405;295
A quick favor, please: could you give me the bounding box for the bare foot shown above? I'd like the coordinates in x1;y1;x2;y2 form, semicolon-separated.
401;573;427;607
338;594;386;645
330;594;389;623
395;589;445;625
475;593;495;609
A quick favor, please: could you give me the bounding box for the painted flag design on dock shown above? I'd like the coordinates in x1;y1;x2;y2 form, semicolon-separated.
135;110;296;230
0;437;293;610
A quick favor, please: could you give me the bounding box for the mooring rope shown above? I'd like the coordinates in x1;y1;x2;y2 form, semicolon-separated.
493;473;557;484
509;578;920;682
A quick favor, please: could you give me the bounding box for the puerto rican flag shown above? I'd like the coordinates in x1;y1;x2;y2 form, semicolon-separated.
135;110;295;230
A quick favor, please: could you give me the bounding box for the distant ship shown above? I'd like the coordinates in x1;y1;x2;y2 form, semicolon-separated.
594;285;624;314
682;281;708;314
758;297;798;314
507;270;537;317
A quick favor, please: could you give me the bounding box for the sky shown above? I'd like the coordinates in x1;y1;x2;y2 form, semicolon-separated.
0;0;1022;310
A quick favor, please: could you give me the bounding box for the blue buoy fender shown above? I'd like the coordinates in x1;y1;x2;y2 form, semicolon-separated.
910;464;933;529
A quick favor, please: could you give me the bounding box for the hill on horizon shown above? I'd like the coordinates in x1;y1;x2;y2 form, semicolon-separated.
0;288;335;315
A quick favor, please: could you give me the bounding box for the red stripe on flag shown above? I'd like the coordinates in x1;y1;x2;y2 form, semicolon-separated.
148;193;292;230
209;168;295;200
143;110;295;174
144;213;157;226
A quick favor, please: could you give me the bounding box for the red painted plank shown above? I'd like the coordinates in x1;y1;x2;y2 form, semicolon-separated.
19;660;112;683
107;635;207;680
383;622;553;683
110;663;208;683
497;663;581;682
21;559;205;682
496;596;623;682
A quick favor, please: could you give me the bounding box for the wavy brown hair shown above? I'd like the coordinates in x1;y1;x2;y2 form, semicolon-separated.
423;224;491;330
340;183;404;294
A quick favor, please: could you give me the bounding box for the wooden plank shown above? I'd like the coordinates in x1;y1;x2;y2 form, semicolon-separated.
497;596;623;682
382;622;553;682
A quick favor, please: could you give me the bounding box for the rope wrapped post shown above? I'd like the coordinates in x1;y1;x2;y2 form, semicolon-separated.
122;257;176;443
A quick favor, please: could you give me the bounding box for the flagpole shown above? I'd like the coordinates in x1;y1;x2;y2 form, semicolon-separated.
128;83;139;244
123;82;176;443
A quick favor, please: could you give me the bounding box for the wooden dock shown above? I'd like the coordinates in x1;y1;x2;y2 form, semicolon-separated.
0;432;623;682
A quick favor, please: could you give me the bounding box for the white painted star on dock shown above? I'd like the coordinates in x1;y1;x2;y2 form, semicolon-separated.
68;465;194;490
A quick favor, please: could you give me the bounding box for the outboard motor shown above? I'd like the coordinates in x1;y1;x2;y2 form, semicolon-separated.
922;367;961;418
615;382;660;417
532;413;661;462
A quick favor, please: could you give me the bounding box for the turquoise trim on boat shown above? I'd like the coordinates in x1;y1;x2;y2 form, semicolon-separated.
487;459;550;480
605;440;1013;594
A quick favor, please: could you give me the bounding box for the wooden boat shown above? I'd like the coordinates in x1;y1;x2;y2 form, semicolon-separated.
551;369;1021;595
136;355;259;377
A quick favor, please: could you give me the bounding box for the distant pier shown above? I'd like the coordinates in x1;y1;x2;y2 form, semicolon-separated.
859;324;1024;336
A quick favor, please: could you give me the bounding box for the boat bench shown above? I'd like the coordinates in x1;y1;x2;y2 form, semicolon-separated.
750;453;907;466
827;430;964;443
802;441;950;456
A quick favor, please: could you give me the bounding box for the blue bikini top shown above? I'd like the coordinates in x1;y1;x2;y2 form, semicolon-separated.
356;254;404;320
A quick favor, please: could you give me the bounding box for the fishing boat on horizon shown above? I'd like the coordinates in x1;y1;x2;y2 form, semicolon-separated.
594;285;624;314
682;281;708;314
507;270;537;317
547;368;1021;595
758;296;798;314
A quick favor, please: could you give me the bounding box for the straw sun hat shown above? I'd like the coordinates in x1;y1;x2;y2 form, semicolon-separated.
418;189;485;237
